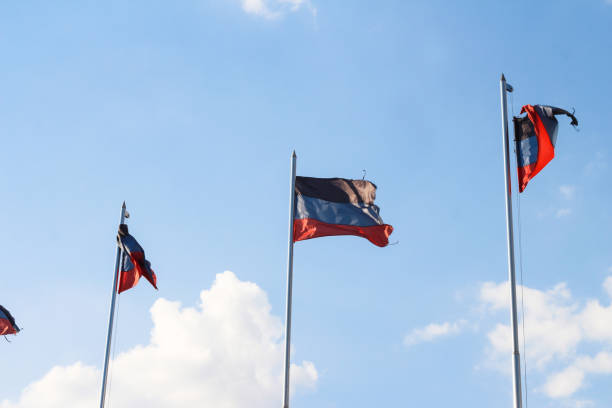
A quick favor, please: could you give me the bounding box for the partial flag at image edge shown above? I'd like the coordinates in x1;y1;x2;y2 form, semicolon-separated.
0;304;20;336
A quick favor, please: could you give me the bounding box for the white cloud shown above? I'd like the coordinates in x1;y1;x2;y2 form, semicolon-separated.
403;320;467;347
556;208;572;218
605;275;612;296
543;365;585;398
560;185;576;200
479;276;612;399
0;363;100;408
480;281;580;369
1;271;317;408
543;352;612;399
239;0;316;19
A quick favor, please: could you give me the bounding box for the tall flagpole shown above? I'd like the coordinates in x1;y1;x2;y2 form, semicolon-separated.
500;74;522;408
282;151;297;408
99;201;128;408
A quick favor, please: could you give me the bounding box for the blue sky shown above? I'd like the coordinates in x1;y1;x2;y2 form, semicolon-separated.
1;1;611;407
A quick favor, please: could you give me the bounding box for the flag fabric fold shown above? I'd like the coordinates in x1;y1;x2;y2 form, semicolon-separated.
0;305;20;335
293;176;393;247
514;104;578;192
117;224;157;294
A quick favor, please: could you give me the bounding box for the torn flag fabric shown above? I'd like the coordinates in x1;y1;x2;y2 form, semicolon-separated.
117;224;158;294
293;176;393;247
0;305;20;335
514;104;578;192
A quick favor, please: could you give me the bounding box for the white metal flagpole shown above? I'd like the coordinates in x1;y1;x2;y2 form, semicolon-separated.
99;201;128;408
499;74;523;408
282;151;297;408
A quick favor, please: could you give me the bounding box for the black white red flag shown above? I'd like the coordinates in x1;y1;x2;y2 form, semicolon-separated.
293;176;393;247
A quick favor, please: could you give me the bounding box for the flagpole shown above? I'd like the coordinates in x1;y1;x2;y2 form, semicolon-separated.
282;151;297;408
500;74;522;408
99;201;127;408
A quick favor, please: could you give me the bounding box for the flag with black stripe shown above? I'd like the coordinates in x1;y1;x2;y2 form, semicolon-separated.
293;176;393;247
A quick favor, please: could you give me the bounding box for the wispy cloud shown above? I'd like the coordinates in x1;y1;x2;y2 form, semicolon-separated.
584;152;607;175
239;0;316;19
559;185;576;200
552;185;576;218
563;400;595;408
556;208;572;218
543;353;612;398
404;320;467;347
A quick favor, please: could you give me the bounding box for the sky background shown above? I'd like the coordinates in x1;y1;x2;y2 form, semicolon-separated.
1;1;611;407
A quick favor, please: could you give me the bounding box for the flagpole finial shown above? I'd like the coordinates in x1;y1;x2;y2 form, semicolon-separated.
121;201;129;219
501;74;513;92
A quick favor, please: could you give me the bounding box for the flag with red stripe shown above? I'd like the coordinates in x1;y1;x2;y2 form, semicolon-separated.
514;104;578;192
0;305;20;336
293;176;393;247
117;224;158;294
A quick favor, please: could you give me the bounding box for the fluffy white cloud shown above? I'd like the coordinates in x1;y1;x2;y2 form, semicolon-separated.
403;320;467;347
479;276;612;399
0;363;100;408
1;271;317;408
480;281;581;369
239;0;316;19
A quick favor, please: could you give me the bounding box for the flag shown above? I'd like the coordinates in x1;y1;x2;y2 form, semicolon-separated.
0;305;19;336
514;104;578;192
293;176;393;247
117;224;157;294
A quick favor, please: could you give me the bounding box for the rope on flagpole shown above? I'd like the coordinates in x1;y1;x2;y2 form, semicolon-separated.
516;186;529;408
511;91;529;408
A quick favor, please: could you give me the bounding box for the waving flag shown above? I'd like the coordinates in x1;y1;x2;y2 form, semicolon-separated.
0;305;20;335
293;176;393;247
117;224;157;294
514;104;578;192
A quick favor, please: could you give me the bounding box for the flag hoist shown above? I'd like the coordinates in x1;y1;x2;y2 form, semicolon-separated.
99;202;158;408
282;151;394;408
